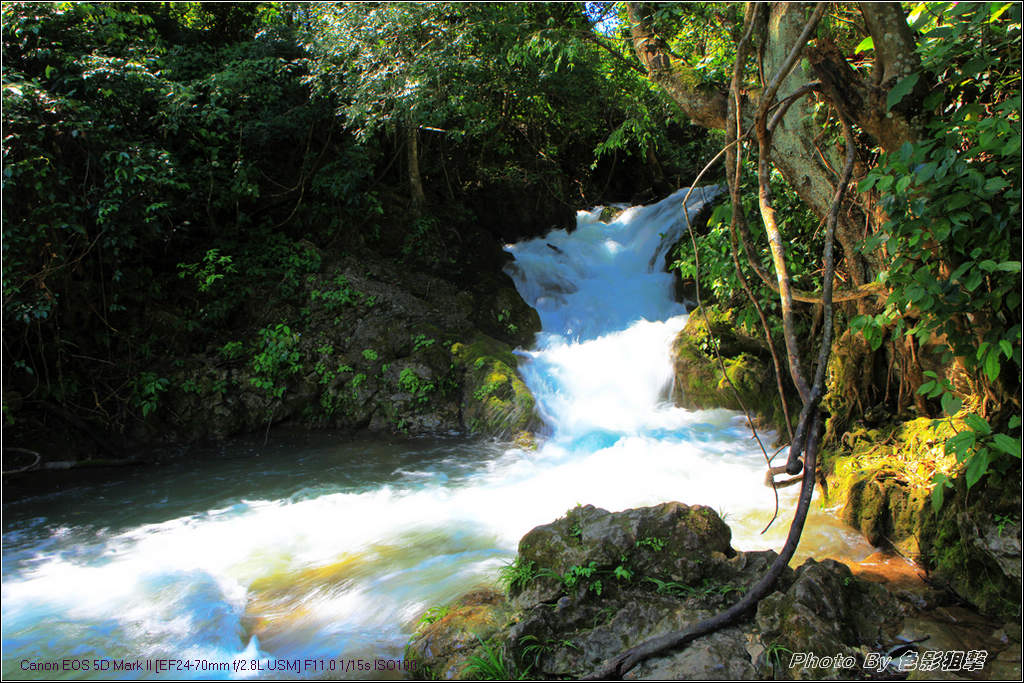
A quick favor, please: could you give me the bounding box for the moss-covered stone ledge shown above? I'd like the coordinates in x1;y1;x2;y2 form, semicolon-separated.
671;306;795;436
823;417;1022;620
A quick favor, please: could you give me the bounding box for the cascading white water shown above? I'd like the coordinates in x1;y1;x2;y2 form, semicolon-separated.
1;189;872;679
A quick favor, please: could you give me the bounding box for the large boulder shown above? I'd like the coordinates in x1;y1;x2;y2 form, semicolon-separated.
671;306;794;436
407;502;931;680
452;335;539;439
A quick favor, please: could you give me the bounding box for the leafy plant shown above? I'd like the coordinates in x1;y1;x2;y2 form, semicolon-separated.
931;412;1022;512
132;372;169;418
309;274;363;312
250;323;302;399
218;341;245;361
464;636;527;680
419;604;450;626
520;635;580;669
613;564;633;582
497;308;519;335
636;536;666;552
177;248;235;293
412;333;436;352
398;367;435;404
498;557;538;594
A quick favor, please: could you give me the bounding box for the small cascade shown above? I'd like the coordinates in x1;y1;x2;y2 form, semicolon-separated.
0;188;871;679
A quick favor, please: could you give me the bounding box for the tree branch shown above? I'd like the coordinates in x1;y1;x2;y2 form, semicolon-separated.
755;3;826;407
625;2;730;129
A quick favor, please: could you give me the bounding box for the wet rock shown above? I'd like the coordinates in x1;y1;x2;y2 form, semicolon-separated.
406;589;513;680
452;335;539;438
405;503;946;681
755;558;904;680
671;306;793;436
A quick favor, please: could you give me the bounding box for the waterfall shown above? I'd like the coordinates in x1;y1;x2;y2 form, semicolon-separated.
0;188;871;679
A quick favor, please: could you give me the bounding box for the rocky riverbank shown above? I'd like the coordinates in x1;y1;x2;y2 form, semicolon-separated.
406;502;1022;680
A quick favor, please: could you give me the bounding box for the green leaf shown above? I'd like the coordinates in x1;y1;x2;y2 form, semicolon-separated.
964;413;992;436
965;448;991;489
946;430;976;459
984;350;1001;382
854;36;874;53
887;72;920;111
996;261;1022;273
999;340;1013;358
941;393;962;416
983;177;1010;194
931;473;951;513
991;433;1022;458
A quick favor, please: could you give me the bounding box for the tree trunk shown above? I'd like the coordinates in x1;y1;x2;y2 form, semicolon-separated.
407;122;426;212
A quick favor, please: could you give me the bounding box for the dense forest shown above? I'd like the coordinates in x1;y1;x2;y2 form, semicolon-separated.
2;1;1021;679
3;2;720;450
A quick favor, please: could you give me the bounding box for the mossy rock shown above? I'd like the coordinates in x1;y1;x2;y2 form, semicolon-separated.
826;416;1021;620
451;335;538;438
755;559;903;680
406;589;514;680
511;502;735;609
671;306;793;435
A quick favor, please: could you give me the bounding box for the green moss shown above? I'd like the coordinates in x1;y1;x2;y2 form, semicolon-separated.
671;306;792;435
452;334;537;438
827;416;1020;619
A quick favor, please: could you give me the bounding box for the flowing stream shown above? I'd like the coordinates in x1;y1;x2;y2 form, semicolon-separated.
1;188;873;679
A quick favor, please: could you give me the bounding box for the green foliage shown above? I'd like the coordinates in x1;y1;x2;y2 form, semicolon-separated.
1;1;367;430
671;170;822;338
132;372;169;418
178;249;236;293
412;334;436;353
520;634;579;669
636;536;666;552
309;275;362;312
561;561;603;595
464;636;527;681
612;563;633;582
418;604;450;626
398;368;436;405
219;341;245;361
496;308;519;336
250;324;302;399
473;379;505;402
498;557;538;594
642;576;745;600
765;642;795;673
931;411;1022;512
361;349;379;362
853;3;1021;392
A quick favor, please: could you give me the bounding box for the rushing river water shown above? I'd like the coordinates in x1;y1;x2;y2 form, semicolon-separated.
2;188;873;679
